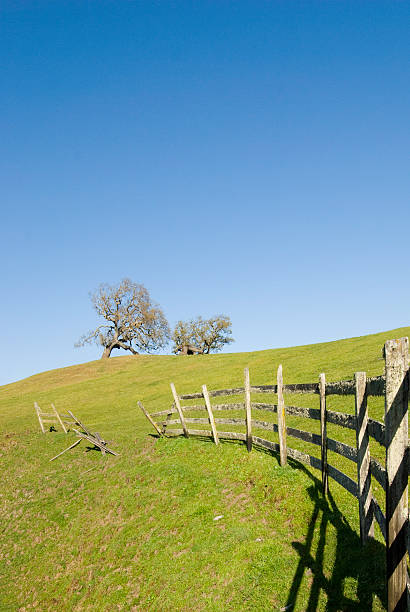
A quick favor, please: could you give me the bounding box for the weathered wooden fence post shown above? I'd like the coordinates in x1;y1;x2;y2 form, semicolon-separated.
319;373;328;495
34;402;45;434
277;364;287;466
244;368;252;452
51;403;68;434
384;338;409;612
138;401;163;436
170;383;189;438
354;371;374;543
202;384;219;445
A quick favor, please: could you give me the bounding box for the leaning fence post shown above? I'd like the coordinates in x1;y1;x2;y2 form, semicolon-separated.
277;364;287;466
319;373;328;495
202;385;219;445
170;383;189;438
244;368;252;452
384;338;409;612
138;401;163;437
354;371;374;543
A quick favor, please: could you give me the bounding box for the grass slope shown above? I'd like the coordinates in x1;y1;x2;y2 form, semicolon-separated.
1;326;409;611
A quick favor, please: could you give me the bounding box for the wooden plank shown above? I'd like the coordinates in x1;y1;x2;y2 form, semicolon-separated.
49;439;82;462
180;388;244;400
327;438;357;463
287;427;321;447
384;338;409;612
67;410;93;437
252;436;280;454
287;447;322;471
253;382;319;395
326;379;356;396
94;432;105;455
277;364;287;466
252;419;278;433
137;401;163;436
319;373;328;495
179;382;320;400
283;383;319;395
368;418;386;446
218;431;246;442
170;383;189;438
285;405;321;421
161;411;174;435
326;410;356;431
251;403;277;413
244;368;252;452
202;385;219;445
366;375;386;397
151;408;178;417
72;429;119;456
370;458;387;491
34;402;46;433
327;464;358;497
215;417;246;426
355;371;374;544
51;403;68;434
373;497;387;541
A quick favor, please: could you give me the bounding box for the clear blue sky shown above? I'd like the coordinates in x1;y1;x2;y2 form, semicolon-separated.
1;1;409;385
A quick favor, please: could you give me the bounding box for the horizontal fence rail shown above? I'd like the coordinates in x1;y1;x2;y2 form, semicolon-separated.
138;339;409;612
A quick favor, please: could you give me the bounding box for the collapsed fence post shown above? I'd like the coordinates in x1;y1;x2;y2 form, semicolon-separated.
277;364;287;466
202;385;219;445
384;338;409;612
354;371;374;543
138;401;163;436
170;383;189;438
244;368;252;452
319;373;328;495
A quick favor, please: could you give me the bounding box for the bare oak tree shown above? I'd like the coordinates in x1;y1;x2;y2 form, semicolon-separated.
76;279;170;359
172;315;234;355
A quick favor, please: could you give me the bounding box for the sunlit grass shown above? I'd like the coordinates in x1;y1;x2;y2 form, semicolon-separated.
1;326;407;610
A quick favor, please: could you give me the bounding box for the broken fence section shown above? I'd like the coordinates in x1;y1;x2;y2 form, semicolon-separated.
138;337;409;612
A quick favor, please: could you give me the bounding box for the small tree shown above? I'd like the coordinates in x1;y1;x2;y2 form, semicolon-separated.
76;278;170;359
172;315;234;355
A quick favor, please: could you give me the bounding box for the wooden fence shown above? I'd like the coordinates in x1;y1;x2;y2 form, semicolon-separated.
139;337;409;612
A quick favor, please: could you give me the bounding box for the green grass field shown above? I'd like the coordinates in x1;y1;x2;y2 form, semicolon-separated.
1;327;408;611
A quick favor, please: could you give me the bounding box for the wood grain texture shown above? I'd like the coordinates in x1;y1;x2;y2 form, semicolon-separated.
138;401;163;436
277;365;287;466
384;338;409;612
202;385;219;445
319;373;328;495
51;403;68;434
244;368;252;452
355;371;374;543
170;383;189;438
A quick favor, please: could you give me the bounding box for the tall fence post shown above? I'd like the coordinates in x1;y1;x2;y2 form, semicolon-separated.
277;364;287;466
384;338;409;612
244;368;252;452
170;383;189;438
202;384;219;445
354;371;374;543
319;373;328;495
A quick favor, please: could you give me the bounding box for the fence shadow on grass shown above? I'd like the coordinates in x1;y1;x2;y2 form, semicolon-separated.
285;461;386;612
149;434;387;609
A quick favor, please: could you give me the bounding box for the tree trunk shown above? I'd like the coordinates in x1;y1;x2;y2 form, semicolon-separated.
101;345;113;359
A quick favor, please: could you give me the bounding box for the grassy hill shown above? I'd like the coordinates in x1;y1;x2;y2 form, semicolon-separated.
1;326;408;611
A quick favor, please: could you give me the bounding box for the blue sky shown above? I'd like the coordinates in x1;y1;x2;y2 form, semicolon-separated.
1;1;409;385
